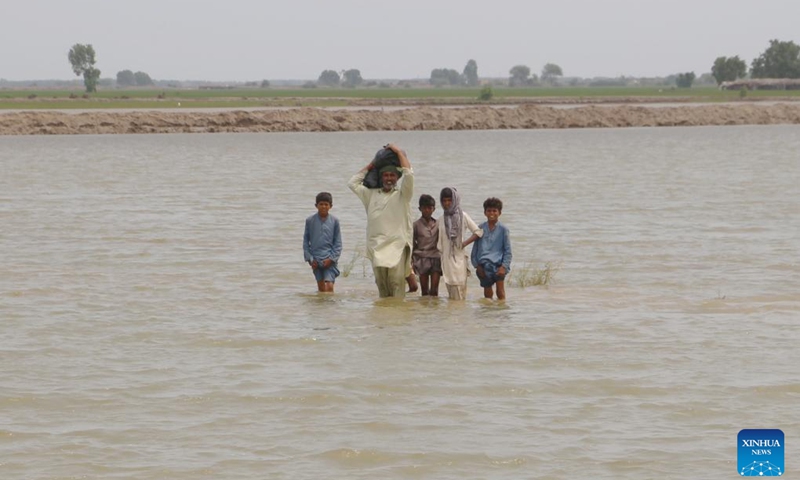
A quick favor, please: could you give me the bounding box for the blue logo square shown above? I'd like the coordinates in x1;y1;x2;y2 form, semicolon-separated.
738;429;784;476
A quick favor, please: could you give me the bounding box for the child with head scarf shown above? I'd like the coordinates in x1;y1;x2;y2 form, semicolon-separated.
436;187;483;300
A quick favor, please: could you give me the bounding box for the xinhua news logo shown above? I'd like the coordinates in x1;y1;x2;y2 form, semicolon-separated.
738;429;784;476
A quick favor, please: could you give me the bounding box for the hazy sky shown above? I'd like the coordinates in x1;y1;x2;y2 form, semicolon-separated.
3;0;798;81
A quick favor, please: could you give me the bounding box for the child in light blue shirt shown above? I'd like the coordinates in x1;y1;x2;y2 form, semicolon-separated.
471;197;512;300
303;192;342;293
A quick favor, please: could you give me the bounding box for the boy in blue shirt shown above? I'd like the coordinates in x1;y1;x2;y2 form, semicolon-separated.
303;192;342;293
471;197;512;300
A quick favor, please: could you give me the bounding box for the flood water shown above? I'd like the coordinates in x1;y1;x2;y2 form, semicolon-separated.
1;126;799;479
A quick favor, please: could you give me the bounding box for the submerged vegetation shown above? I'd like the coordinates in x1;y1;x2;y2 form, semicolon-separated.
511;261;560;288
340;245;369;278
343;246;560;289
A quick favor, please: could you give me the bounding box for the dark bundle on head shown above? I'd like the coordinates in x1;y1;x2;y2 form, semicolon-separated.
483;197;503;212
362;147;402;189
440;188;453;202
316;192;333;205
374;147;399;165
419;194;435;208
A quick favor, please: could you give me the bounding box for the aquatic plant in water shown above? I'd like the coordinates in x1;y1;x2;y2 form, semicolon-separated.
511;261;560;288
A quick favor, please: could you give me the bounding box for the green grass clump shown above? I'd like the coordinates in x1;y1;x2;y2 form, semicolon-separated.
511;261;560;288
478;85;494;101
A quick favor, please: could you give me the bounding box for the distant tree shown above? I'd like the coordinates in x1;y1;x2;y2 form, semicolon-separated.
711;56;747;85
116;69;135;87
342;69;363;88
430;68;463;86
318;69;340;86
541;63;563;84
261;79;271;88
675;72;696;88
446;69;463;85
750;39;800;79
509;65;530;87
588;77;629;87
463;59;479;87
696;72;716;85
134;71;154;86
430;69;446;86
67;43;101;93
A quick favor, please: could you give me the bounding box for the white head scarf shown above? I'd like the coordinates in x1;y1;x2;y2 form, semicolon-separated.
442;187;463;253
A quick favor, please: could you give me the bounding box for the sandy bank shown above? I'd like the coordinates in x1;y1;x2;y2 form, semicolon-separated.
3;104;800;135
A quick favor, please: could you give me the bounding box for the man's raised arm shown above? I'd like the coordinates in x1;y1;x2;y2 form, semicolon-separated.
348;163;373;207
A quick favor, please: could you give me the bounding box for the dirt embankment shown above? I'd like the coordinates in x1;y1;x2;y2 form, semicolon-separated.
3;104;800;135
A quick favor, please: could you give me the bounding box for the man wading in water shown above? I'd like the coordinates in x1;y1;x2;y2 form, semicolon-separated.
348;143;414;298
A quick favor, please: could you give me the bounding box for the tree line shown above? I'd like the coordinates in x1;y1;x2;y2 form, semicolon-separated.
424;60;563;87
314;60;481;88
317;60;562;88
671;39;800;89
316;69;364;87
508;63;563;86
68;38;800;93
116;70;154;87
711;39;800;85
68;43;155;91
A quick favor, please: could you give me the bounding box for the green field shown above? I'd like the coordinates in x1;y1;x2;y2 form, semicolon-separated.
2;86;799;109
